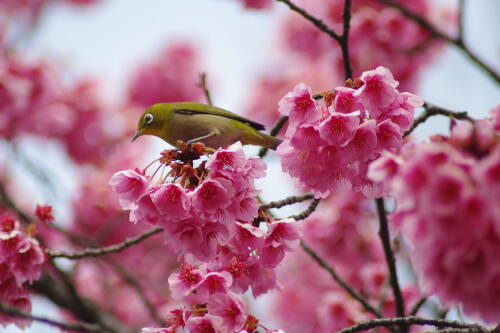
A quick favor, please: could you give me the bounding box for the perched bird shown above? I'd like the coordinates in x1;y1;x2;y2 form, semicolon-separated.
132;102;282;150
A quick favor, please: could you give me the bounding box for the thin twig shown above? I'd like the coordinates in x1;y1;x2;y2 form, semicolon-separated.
458;0;466;44
0;181;31;224
47;227;164;259
275;0;341;42
410;296;428;316
377;0;500;85
336;316;491;333
0;300;104;333
260;193;314;210
341;0;353;79
301;241;383;318
288;198;320;221
48;224;164;326
103;258;165;326
420;328;484;333
258;115;288;158
404;102;473;137
198;72;213;106
375;198;405;318
275;0;353;79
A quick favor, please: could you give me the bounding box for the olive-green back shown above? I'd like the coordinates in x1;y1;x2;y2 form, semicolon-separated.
170;102;266;131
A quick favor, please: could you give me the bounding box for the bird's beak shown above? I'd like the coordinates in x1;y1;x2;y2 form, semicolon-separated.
131;129;143;142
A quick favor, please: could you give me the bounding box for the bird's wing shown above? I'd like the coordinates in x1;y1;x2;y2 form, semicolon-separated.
173;102;266;131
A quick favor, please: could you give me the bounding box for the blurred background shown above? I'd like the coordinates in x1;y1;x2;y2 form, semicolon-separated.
1;0;499;332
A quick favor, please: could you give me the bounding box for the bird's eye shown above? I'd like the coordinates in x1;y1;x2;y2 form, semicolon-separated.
144;113;154;124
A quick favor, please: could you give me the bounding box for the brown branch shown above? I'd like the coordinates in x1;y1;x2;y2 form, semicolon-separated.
31;273;135;333
0;181;31;224
47;227;163;259
48;225;164;326
288;198;320;221
377;0;500;85
404;102;473;137
0;301;103;333
458;0;466;44
260;193;314;210
275;0;341;42
258;115;288;158
341;0;353;79
410;296;428;316
375;198;405;319
103;258;165;326
336;316;491;333
198;72;213;106
275;0;353;79
301;241;383;318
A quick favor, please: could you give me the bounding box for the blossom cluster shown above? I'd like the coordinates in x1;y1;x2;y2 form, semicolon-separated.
278;66;423;198
0;215;45;329
369;106;500;323
111;143;299;331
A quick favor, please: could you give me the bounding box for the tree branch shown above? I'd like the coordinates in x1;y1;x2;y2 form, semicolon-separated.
198;72;213;106
259;193;314;210
47;227;163;259
377;0;500;85
31;273;136;333
301;241;383;318
375;198;405;319
0;181;31;224
336;316;492;333
410;296;428;316
341;0;353;79
457;0;466;44
288;198;320;221
275;0;341;42
0;301;104;333
275;0;353;80
404;102;473;137
258;115;288;158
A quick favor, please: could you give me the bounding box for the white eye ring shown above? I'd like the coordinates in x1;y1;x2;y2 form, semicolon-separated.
144;113;153;124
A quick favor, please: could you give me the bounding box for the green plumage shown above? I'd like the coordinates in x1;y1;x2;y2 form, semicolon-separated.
133;102;282;150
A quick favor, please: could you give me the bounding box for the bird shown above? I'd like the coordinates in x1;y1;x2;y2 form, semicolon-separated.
132;102;282;150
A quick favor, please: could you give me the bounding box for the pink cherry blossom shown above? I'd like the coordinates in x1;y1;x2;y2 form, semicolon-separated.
185;315;224;333
168;264;204;299
109;169;150;210
207;292;246;332
0;215;44;329
279;83;320;137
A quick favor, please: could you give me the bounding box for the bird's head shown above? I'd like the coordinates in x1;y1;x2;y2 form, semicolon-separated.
132;103;173;142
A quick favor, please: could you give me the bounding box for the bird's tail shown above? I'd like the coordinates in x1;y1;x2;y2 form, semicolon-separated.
258;133;283;150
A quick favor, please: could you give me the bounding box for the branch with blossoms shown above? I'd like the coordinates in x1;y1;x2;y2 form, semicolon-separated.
377;0;500;84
